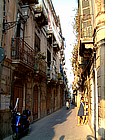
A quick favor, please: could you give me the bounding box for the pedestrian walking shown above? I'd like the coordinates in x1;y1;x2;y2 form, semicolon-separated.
77;97;85;126
66;100;70;109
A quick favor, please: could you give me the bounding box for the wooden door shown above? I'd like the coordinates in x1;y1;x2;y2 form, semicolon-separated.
13;84;23;113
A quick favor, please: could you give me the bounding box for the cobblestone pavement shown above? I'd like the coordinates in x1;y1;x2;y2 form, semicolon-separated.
4;105;95;140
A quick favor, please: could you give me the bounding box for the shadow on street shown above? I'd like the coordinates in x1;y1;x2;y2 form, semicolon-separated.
21;105;75;140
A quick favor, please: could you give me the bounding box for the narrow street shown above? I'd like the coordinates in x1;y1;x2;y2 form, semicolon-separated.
19;105;94;140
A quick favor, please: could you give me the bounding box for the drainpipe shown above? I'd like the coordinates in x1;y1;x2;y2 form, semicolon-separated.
94;67;98;140
0;0;4;84
93;27;98;139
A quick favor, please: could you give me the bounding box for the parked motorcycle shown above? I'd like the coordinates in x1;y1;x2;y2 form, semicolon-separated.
9;98;31;140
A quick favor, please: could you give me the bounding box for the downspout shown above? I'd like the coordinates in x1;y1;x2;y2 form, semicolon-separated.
94;67;98;140
93;27;98;139
0;1;7;109
0;0;5;86
1;0;5;46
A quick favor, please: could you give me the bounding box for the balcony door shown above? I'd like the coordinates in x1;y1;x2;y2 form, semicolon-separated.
15;20;24;60
16;15;24;38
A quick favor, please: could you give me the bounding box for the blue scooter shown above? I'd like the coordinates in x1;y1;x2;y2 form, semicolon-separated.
9;98;31;140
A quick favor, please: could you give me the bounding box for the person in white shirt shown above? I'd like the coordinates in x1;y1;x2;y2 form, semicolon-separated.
66;100;70;109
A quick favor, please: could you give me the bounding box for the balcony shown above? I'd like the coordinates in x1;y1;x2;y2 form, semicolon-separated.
34;2;48;28
79;14;94;57
47;27;53;35
34;59;46;76
58;73;62;80
11;37;35;70
47;25;61;52
60;50;64;55
81;26;93;41
20;0;39;5
79;40;93;57
47;31;61;52
53;41;60;52
58;73;64;85
79;59;90;74
52;73;58;81
80;14;93;44
47;67;58;84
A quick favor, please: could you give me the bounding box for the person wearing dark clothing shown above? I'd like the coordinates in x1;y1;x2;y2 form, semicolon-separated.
77;97;85;126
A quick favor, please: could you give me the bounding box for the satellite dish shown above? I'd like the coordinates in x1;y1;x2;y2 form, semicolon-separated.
0;47;5;63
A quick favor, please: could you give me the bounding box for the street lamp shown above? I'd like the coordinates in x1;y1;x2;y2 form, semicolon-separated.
3;5;30;31
21;5;30;20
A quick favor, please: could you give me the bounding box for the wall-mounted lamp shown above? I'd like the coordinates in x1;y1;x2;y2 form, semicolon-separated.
3;5;30;31
21;5;30;20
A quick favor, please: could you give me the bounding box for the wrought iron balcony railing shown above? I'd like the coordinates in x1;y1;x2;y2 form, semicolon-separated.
47;66;59;83
11;37;35;68
34;1;48;28
81;26;93;38
34;59;46;75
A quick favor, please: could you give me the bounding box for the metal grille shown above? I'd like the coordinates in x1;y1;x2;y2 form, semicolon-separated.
11;37;35;68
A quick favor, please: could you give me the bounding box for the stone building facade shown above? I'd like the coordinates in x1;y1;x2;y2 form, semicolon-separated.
0;0;68;139
72;0;105;139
